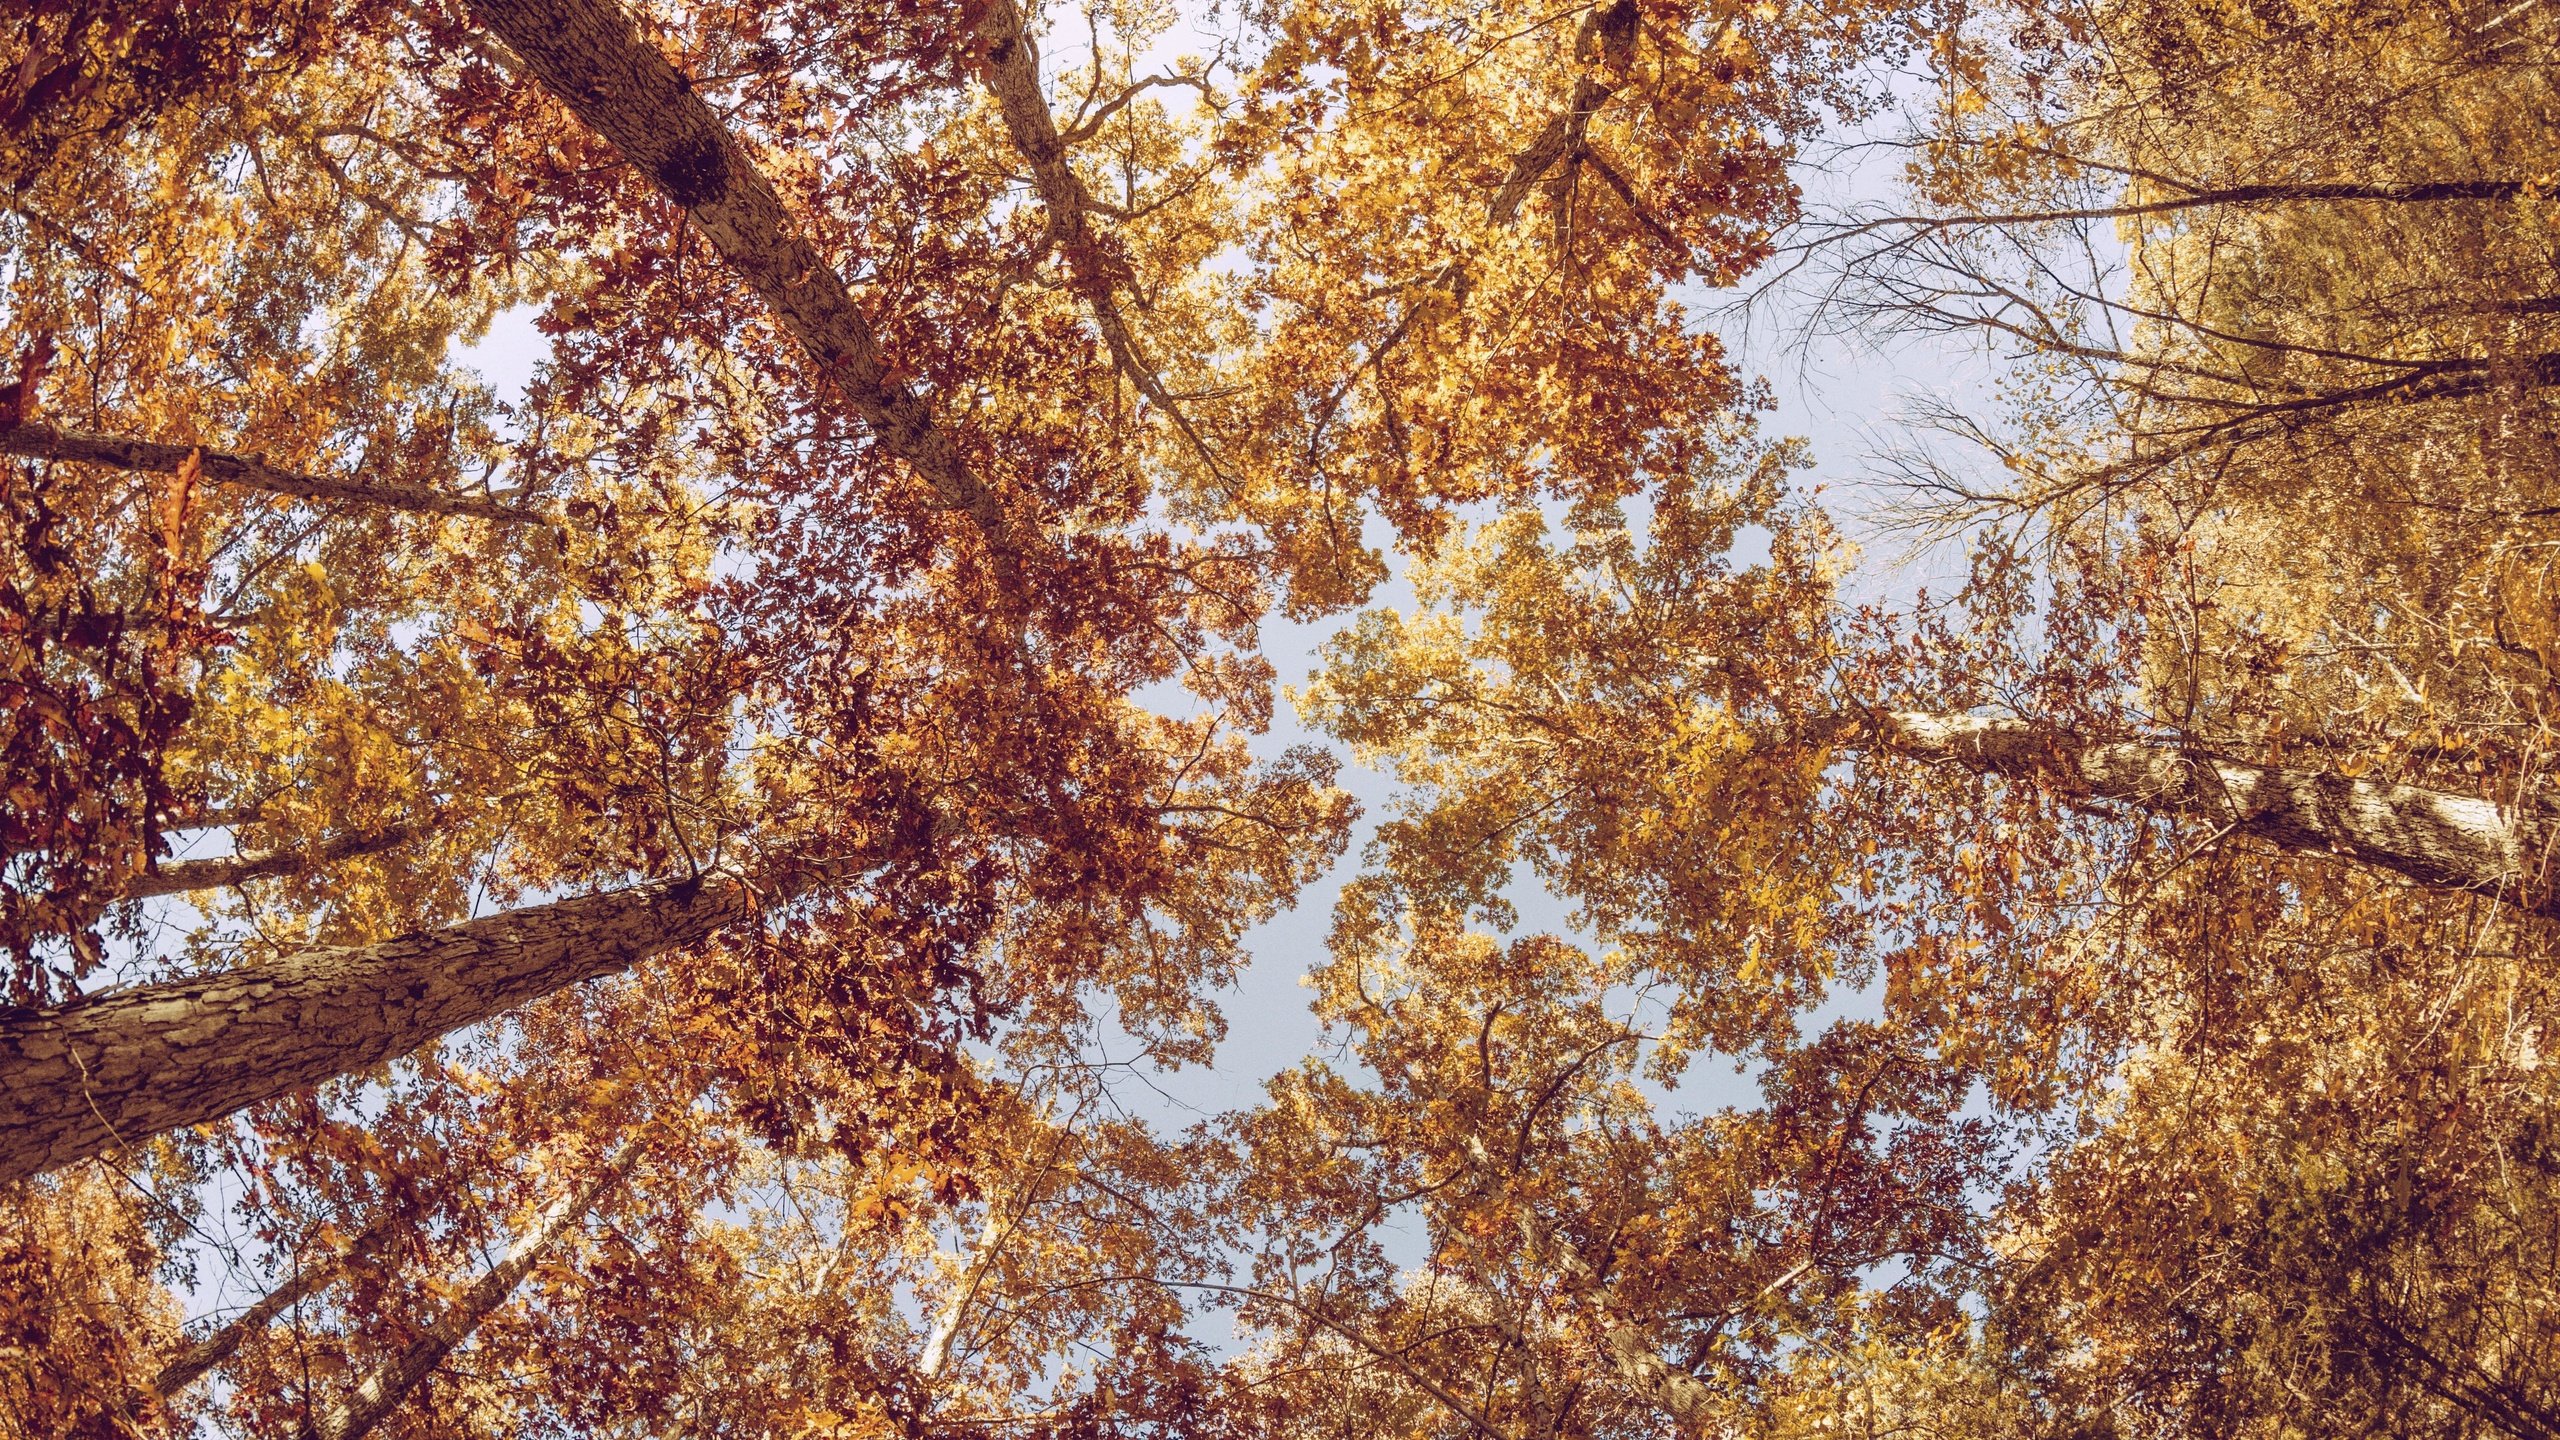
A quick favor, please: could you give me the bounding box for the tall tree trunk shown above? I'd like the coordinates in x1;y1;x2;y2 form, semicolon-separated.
0;871;781;1183
0;421;545;524
299;1143;640;1440
461;0;1019;558
155;1216;399;1397
1869;710;2559;912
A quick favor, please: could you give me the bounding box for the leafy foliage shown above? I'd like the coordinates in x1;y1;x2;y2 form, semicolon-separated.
6;0;2560;1436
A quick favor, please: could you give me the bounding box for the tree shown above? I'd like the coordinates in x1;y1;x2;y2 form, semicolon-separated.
0;0;1356;1172
1722;0;2560;1429
293;1140;638;1440
13;0;2560;1434
1;1165;185;1440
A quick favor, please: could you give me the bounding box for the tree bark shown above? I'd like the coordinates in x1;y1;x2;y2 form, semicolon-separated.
299;1143;639;1440
156;1215;399;1397
0;421;546;524
0;870;782;1183
1871;710;2560;912
125;825;422;902
1491;1150;1722;1435
463;0;1019;557
918;1191;1015;1384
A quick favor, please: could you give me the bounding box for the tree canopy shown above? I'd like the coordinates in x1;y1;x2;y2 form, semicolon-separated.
5;0;2558;1436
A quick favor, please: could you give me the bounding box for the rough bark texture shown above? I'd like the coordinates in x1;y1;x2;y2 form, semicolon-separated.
155;1215;398;1397
125;825;421;902
0;872;774;1183
1876;710;2559;912
300;1145;638;1440
0;421;545;524
465;0;1018;555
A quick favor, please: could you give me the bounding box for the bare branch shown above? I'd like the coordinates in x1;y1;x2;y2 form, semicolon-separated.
1060;68;1219;145
155;1215;399;1397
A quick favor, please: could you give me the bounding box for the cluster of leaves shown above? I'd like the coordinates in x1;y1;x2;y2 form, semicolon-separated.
0;340;216;1001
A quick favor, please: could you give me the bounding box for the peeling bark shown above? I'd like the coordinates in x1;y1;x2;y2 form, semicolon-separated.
0;870;783;1182
1870;710;2560;912
0;421;546;524
464;0;1021;557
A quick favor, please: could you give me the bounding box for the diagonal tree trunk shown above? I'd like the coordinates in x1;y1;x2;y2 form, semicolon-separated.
916;1195;1012;1384
1833;176;2553;241
1540;1233;1722;1437
299;1143;641;1440
155;1215;400;1398
1867;710;2560;913
461;0;1020;559
0;869;787;1183
0;421;547;524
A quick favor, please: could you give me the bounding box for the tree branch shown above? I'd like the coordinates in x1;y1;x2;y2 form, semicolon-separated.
969;0;1227;481
465;0;1026;562
1488;0;1637;225
155;1215;399;1397
1808;177;2550;245
125;825;423;901
299;1143;640;1440
0;421;548;524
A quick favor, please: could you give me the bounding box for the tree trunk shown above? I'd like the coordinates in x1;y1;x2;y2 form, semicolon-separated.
0;421;545;524
918;1193;1014;1384
299;1143;639;1440
1501;1173;1723;1435
1487;1;1635;224
1871;710;2559;912
1850;177;2547;237
0;871;779;1183
155;1215;399;1397
462;0;1017;556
